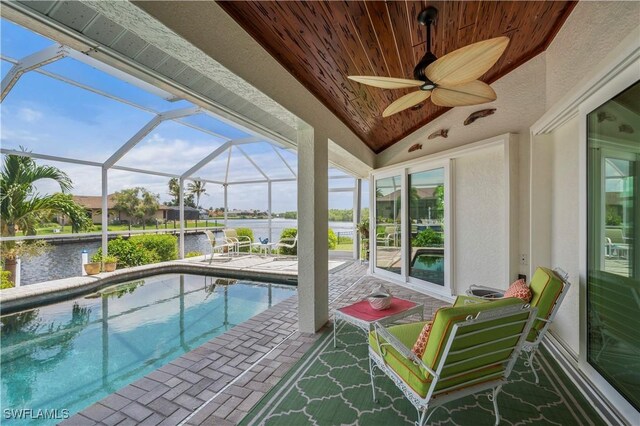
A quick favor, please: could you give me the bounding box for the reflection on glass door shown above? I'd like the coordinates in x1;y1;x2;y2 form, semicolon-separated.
587;80;639;410
408;168;445;285
375;176;402;274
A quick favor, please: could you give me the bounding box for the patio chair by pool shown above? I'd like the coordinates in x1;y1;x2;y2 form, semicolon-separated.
605;228;629;259
376;225;398;247
466;266;571;384
271;234;298;255
223;228;253;255
369;297;537;426
204;230;232;264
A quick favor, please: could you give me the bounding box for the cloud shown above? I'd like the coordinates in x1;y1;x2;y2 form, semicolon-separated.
18;107;42;123
116;132;218;175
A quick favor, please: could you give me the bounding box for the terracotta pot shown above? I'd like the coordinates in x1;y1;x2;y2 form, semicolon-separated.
103;262;117;272
84;262;101;275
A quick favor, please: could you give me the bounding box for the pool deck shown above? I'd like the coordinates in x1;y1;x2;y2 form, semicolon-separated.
59;262;448;425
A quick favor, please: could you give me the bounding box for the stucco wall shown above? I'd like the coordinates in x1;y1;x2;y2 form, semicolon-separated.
453;146;506;295
547;117;581;354
545;1;640;109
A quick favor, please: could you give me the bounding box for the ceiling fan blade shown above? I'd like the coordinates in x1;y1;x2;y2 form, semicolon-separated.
425;37;509;87
383;90;431;117
431;80;496;107
348;75;424;89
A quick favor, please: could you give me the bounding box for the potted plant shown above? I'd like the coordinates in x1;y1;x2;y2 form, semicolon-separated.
91;253;118;273
102;255;118;272
83;261;101;275
356;218;370;261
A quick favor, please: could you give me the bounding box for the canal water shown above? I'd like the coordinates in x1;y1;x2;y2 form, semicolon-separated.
17;219;354;285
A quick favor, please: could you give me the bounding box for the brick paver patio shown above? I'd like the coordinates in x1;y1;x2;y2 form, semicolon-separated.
62;262;448;425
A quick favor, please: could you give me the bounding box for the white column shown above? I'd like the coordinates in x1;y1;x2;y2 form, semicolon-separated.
353;178;362;260
297;124;328;333
14;259;21;287
223;184;228;227
101;167;108;257
179;177;185;259
268;180;273;241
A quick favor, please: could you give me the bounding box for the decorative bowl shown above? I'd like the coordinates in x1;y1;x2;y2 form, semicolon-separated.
368;292;392;310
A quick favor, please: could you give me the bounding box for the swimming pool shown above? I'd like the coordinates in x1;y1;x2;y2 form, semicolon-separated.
410;250;445;285
0;274;295;424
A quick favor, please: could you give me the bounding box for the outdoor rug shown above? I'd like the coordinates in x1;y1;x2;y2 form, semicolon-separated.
241;324;605;425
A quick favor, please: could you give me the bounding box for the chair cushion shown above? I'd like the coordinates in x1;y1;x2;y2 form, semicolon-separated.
504;279;532;302
411;322;433;358
528;267;564;340
422;297;524;389
369;322;432;398
370;297;526;398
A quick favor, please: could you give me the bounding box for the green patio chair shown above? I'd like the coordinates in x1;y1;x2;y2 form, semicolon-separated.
467;267;571;383
369;297;537;426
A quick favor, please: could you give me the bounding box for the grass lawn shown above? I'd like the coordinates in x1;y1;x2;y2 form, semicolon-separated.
333;242;354;251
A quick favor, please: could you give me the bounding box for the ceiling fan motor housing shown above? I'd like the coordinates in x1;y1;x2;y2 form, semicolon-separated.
413;52;437;87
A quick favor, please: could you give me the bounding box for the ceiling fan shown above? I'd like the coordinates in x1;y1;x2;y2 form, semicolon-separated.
348;7;509;118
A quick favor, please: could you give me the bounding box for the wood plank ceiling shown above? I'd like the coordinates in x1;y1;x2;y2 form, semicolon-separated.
217;1;577;153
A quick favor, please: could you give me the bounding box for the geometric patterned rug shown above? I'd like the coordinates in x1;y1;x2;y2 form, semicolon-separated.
240;324;606;426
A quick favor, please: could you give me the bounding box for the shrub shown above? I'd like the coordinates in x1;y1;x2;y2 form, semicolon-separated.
412;228;443;248
1;269;13;289
278;228;298;255
328;228;337;250
92;234;177;269
276;228;339;254
93;237;151;268
235;228;254;253
131;234;178;261
186;251;203;258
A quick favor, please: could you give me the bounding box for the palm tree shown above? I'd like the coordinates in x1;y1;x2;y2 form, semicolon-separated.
168;177;180;205
0;154;92;285
187;180;207;209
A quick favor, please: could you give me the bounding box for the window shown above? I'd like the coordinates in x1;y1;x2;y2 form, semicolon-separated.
375;176;402;274
408;168;445;285
586;80;639;410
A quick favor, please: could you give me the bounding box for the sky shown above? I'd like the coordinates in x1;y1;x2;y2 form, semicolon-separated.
0;19;368;212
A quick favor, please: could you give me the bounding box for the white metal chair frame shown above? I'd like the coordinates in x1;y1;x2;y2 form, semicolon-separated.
271;234;298;255
203;230;232;263
223;229;253;255
605;228;630;259
376;225;398;247
370;304;538;426
466;267;571;384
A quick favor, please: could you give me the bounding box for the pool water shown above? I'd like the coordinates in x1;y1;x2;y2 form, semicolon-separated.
0;274;294;424
412;254;444;272
410;253;445;285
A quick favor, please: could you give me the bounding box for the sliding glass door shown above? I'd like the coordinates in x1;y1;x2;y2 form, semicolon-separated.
373;163;450;292
375;176;402;274
586;80;639;411
408;168;445;285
